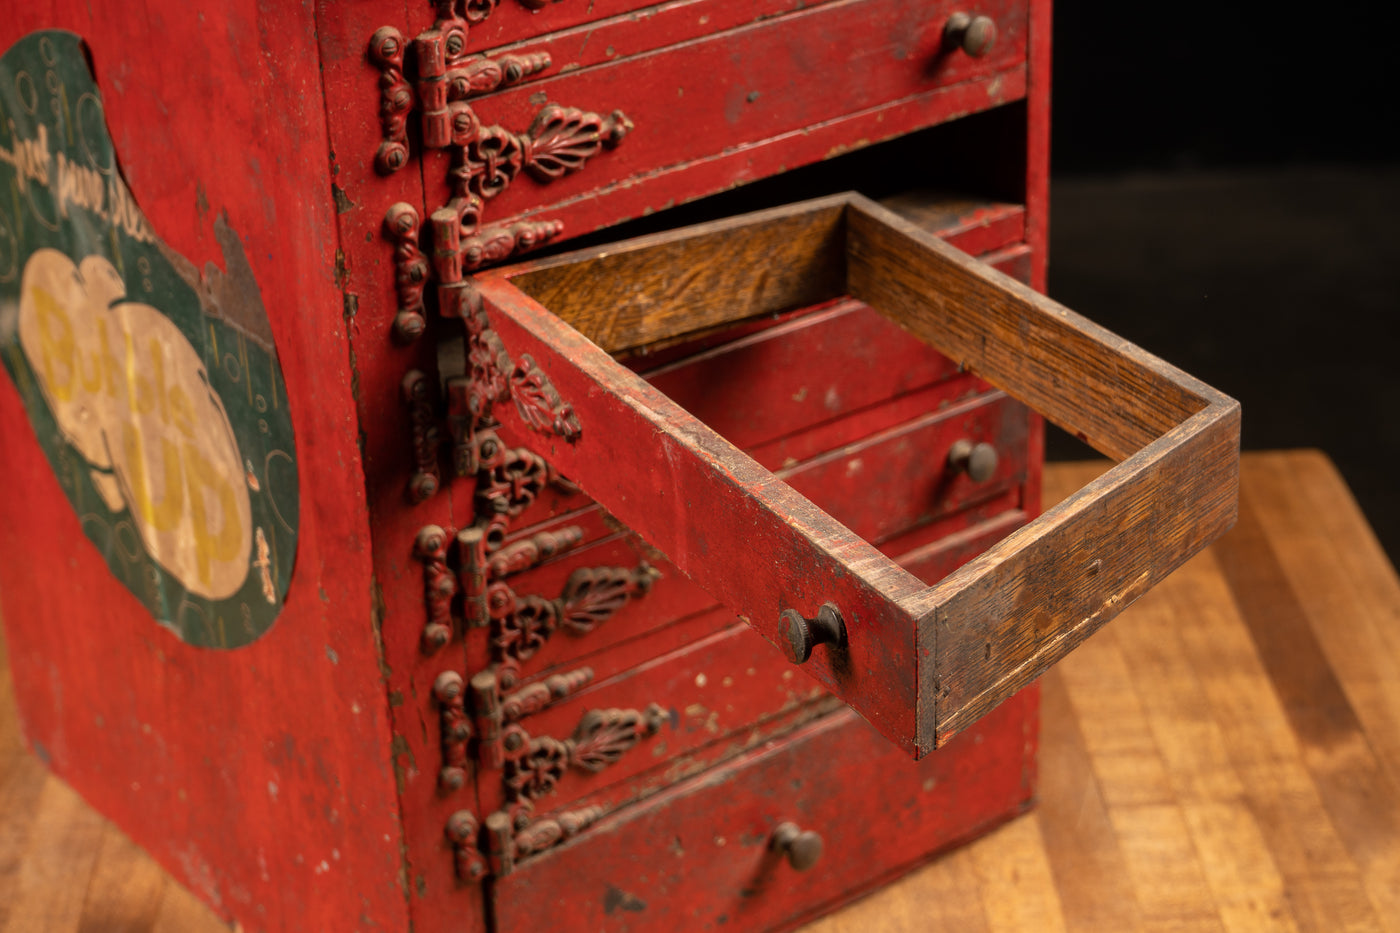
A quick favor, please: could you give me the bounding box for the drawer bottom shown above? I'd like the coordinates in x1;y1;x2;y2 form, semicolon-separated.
491;685;1038;932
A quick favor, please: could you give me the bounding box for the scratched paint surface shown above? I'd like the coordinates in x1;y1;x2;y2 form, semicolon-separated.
0;31;299;648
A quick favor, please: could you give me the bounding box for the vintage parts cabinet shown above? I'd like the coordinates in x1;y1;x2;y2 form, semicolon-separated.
0;3;1240;932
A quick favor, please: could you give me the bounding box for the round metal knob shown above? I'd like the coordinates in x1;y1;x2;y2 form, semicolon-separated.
948;439;999;483
778;603;846;664
772;822;824;871
944;12;998;57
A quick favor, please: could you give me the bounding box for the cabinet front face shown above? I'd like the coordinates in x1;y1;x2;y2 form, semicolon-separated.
321;3;1050;930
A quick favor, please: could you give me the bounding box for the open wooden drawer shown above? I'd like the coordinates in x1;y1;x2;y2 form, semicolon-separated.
446;193;1240;759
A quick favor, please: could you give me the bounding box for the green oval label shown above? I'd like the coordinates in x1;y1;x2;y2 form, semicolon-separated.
0;31;299;649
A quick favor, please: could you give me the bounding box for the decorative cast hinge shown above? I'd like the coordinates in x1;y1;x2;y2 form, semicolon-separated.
370;0;633;349
498;704;665;805
468;666;595;770
448;803;607;882
433;671;474;791
483;804;604;878
384;205;429;343
403;372;443;503
443;694;662;881
413;524;458;652
463;521;660;680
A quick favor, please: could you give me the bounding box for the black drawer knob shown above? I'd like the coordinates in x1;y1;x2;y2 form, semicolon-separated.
945;12;998;57
778;603;846;664
772;822;824;871
948;439;999;483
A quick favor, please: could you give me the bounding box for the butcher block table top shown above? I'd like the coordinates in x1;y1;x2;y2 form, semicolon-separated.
3;450;1399;932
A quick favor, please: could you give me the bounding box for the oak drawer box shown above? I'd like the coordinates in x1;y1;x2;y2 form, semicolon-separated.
471;193;1240;756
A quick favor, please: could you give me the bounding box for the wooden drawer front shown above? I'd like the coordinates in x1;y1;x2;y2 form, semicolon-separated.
436;0;1029;230
492;692;1036;932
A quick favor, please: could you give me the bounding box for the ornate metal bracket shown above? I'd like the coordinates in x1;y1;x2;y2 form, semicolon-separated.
499;704;665;805
444;699;662;881
370;0;633;347
403;372;443;504
434;671;474;790
470;666;595;769
414;524;458;652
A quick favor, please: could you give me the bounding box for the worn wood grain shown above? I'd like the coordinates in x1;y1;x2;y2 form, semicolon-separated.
508;198;848;355
846;197;1214;458
6;452;1397;932
76;826;167;933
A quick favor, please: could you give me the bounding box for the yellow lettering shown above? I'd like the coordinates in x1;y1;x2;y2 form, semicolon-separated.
168;383;195;439
95;318;118;396
148;337;169;425
30;286;76;403
120;327;155;414
77;318;106;395
121;419;184;532
183;441;243;587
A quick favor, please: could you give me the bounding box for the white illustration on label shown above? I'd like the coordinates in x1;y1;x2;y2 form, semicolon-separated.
18;248;252;599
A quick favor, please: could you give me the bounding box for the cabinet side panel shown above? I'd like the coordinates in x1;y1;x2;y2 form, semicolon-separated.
0;5;407;931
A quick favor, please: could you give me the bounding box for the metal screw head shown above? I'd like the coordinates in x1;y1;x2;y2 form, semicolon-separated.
393;312;426;344
446;809;478;842
433;670;465;701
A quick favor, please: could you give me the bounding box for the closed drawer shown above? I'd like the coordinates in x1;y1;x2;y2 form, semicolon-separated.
463;192;1240;758
467;501;1030;812
491;690;1037;932
469;500;1027;819
367;0;1027;240
468;0;1030;224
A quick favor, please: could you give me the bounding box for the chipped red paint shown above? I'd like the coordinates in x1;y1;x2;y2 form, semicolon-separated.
0;3;406;931
492;692;1038;932
1;1;1052;930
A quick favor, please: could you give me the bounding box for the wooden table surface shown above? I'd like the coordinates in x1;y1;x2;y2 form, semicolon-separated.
3;450;1399;932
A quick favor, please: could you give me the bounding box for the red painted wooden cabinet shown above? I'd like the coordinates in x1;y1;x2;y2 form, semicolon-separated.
0;3;1239;932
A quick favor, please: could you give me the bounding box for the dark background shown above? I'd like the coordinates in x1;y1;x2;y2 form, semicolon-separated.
1047;3;1400;566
